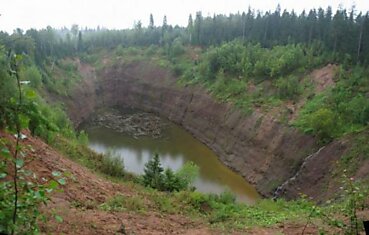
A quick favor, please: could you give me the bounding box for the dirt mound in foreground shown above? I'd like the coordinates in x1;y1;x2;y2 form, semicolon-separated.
1;131;213;234
1;130;324;234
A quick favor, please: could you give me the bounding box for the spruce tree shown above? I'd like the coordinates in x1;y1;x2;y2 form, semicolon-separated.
142;153;164;189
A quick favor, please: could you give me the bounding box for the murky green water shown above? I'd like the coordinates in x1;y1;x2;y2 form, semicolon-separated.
84;119;259;204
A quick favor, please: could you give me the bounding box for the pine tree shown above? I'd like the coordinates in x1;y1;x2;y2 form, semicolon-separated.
77;31;83;52
142;153;164;189
149;14;154;29
187;14;194;44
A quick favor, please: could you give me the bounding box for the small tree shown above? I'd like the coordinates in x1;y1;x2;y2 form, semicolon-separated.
0;53;63;234
149;14;155;29
162;168;181;192
142;153;164;189
309;108;336;142
142;155;199;192
77;31;83;52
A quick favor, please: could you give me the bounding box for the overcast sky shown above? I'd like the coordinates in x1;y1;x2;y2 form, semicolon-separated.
1;0;368;33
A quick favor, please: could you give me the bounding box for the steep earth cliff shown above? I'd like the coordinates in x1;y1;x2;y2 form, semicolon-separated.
61;59;363;200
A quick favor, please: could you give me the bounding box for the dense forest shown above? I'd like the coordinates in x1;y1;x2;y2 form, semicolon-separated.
1;5;369;234
1;6;369;65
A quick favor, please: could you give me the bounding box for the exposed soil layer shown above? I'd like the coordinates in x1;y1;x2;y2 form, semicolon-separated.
66;60;309;198
64;60;363;200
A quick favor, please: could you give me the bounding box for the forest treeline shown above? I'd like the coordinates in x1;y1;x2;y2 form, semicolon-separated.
1;6;369;65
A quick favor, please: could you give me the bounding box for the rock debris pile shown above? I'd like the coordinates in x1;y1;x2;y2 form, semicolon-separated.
90;110;167;139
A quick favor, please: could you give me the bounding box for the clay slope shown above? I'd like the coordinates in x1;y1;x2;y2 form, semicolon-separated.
61;58;369;202
1;130;215;234
63;60;323;198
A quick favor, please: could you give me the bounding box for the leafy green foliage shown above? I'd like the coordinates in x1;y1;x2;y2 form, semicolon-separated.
99;149;125;178
175;162;199;189
19;66;42;89
172;190;315;227
100;194;147;213
141;154;199;192
296;66;369;141
194;42;311;82
308;108;337;142
178;41;312;112
0;50;17;129
337;175;368;234
168;38;185;58
0;52;66;233
276;75;301;100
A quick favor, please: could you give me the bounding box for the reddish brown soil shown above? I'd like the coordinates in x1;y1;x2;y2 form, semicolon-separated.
2;130;216;234
62;59;367;201
310;64;337;93
286;64;337;121
1;130;328;234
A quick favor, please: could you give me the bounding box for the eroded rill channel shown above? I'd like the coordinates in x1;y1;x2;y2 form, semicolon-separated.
81;109;260;204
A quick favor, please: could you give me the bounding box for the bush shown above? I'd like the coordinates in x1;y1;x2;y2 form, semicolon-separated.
215;191;236;205
175;162;199;190
276;75;301;100
100;194;146;212
308;108;336;142
20;66;42;89
115;45;125;56
162;168;181;192
100;149;125;178
141;154;198;192
77;130;89;146
169;38;185;58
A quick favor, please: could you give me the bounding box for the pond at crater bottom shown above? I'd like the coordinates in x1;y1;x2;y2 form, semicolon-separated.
83;119;260;204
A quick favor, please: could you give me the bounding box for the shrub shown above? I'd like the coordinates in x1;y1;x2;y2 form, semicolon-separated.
20;66;42;89
115;45;125;56
162;168;182;192
77;130;89;146
100;194;146;212
169;38;185;58
216;191;236;205
308;108;336;142
276;75;301;100
100;149;125;178
175;162;199;190
142;154;199;192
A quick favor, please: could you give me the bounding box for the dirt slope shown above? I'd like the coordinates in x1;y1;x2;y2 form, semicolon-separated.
63;60;317;197
0;130;324;234
58;59;367;202
2;131;213;234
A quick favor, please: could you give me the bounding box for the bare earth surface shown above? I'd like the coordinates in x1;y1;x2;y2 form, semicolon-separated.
0;130;326;234
286;64;337;121
22;133;214;234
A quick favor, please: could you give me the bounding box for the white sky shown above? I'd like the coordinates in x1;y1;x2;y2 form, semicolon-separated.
0;0;368;33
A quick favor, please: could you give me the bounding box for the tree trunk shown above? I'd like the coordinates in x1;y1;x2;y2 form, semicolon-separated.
357;21;364;63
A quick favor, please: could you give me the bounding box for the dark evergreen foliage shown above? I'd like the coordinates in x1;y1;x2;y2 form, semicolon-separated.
1;6;368;65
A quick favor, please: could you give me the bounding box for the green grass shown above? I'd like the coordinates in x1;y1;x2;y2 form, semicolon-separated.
100;194;147;213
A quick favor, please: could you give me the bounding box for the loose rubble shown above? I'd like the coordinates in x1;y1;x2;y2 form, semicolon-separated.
89;109;167;139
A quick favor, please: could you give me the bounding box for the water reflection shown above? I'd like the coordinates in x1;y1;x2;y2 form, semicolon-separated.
84;122;259;204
